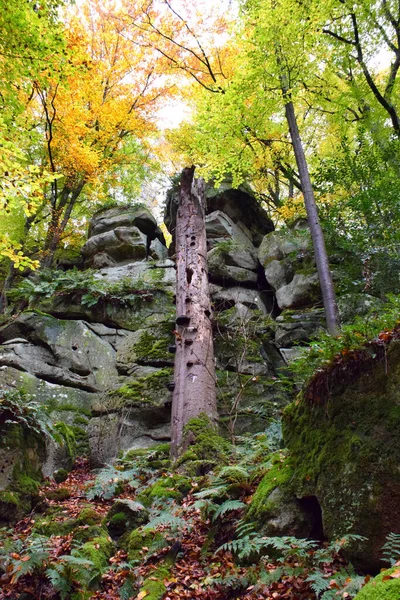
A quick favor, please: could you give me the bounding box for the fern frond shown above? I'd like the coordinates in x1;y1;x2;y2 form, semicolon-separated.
382;532;400;566
143;511;186;531
212;500;246;522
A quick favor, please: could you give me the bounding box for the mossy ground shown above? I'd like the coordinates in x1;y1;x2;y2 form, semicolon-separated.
354;566;400;599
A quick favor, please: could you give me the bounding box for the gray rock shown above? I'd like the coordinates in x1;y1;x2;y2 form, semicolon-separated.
205;211;254;250
95;259;175;288
275;309;325;347
82;226;148;267
207;249;257;284
88;411;170;467
210;285;269;314
89;206;158;238
264;259;294;291
279;347;309;364
258;230;310;267
85;206;166;267
256;487;317;538
275;273;320;310
165;182;274;249
0;313;118;392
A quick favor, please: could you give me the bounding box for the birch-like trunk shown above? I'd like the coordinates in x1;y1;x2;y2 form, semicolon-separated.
170;167;217;459
284;100;340;335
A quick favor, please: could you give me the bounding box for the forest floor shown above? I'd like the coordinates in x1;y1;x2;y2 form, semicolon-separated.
0;455;358;600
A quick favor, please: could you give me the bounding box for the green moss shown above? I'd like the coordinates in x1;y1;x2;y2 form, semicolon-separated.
107;512;128;537
247;452;293;522
45;487;71;501
140;566;170;600
73;415;90;426
138;475;192;506
282;340;400;570
73;536;114;573
34;516;79;536
125;527;163;562
72;525;107;544
110;368;172;407
0;491;19;505
55;422;77;460
54;469;69;484
78;506;102;526
354;567;400;599
176;414;231;474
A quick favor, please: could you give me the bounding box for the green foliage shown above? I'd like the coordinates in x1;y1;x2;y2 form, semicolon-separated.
86;465;139;500
11;268;155;309
0;532;52;581
289;295;400;387
0;388;61;443
381;532;400;567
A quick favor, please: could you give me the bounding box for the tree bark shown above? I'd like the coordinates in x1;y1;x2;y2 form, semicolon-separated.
284;99;340;334
170;166;217;459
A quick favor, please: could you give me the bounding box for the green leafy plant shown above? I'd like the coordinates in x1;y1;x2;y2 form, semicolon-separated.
381;532;400;566
0;388;62;443
11;267;155;309
85;464;139;500
289;294;400;388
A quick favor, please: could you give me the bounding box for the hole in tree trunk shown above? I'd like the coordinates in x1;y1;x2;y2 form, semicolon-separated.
176;315;190;326
186;268;193;284
204;309;211;318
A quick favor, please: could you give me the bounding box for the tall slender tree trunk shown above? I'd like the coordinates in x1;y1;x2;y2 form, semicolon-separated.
284;99;340;334
170;167;217;459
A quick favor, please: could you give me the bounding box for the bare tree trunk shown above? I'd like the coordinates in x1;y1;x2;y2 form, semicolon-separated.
170;167;217;459
284;99;340;335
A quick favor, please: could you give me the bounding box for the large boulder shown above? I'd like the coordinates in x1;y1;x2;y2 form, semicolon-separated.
283;338;400;572
0;313;118;392
165;182;274;250
83;205;167;267
258;228;320;311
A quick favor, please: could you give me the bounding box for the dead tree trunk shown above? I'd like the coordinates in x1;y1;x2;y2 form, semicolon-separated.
170;166;217;459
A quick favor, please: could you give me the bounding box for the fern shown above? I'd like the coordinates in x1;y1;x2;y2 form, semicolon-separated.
143;511;187;531
86;465;139;500
306;571;331;596
212;499;246;522
46;567;73;600
8;535;51;581
382;532;400;566
47;554;97;596
218;466;251;485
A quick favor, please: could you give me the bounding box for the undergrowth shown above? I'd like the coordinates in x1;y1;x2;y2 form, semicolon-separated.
11;268;156;308
289;294;400;389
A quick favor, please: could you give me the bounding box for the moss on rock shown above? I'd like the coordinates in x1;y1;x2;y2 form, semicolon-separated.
125;526;163;562
247;451;293;522
73;535;114;574
139;566;170;600
108;367;172;409
138;474;192;506
176;414;231;474
354;567;400;599
283;339;400;571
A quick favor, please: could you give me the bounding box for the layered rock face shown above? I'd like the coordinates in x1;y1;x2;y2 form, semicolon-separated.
0;193;288;497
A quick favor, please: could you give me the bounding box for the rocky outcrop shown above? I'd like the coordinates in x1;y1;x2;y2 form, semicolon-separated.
283;338;400;572
83;205;167;268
